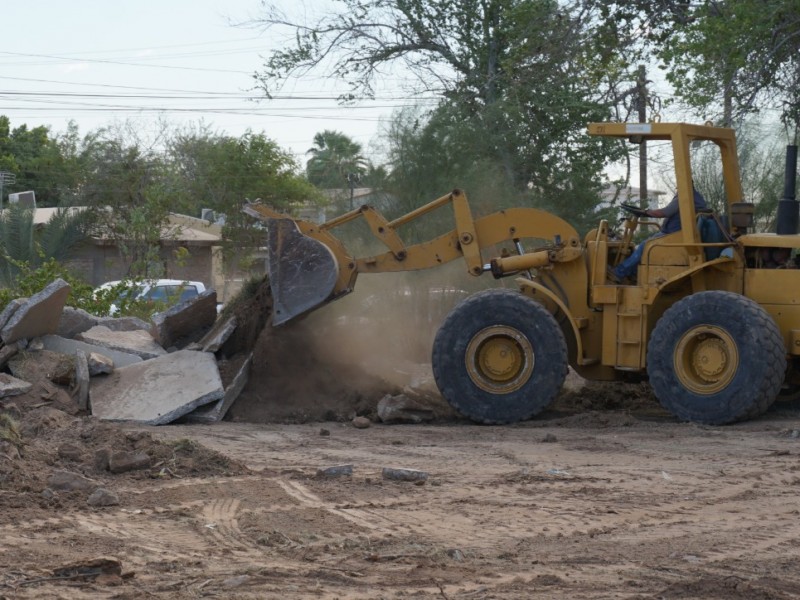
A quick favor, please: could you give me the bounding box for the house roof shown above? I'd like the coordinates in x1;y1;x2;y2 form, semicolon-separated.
26;207;222;245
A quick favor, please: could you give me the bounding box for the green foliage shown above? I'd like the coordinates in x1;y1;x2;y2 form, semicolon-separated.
599;1;800;130
0;257;94;313
0;116;72;207
165;126;320;272
0;414;22;448
306;130;368;188
253;0;624;236
0;203;94;287
690;122;785;230
0;259;173;319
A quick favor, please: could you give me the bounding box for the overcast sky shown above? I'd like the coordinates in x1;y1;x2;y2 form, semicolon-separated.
1;0;415;166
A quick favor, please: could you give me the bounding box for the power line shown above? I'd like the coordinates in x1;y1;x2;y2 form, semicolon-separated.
0;50;252;75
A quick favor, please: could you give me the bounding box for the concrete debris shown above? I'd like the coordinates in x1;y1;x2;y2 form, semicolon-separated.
58;443;84;461
90;350;224;425
77;326;166;360
196;315;237;353
0;372;33;397
377;393;435;424
0;299;25;332
316;464;354;478
0;342;19;369
1;279;71;344
57;307;98;339
47;469;97;492
87;352;114;376
352;416;372;429
382;467;429;482
87;488;120;507
96;315;151;332
151;289;217;350
40;334;142;368
185;353;252;424
52;557;122;580
108;450;151;473
74;350;90;411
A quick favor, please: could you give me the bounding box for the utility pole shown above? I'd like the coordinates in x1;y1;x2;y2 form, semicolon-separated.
637;65;648;209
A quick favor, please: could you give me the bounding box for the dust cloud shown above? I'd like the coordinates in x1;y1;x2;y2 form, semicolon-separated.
228;266;487;423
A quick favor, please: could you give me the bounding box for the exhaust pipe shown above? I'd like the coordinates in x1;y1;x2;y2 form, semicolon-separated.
776;144;798;235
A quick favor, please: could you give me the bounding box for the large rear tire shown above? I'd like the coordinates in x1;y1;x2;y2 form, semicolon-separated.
647;291;786;425
432;289;568;424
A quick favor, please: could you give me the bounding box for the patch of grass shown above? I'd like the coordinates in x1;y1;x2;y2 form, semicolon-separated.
170;438;198;453
0;414;22;447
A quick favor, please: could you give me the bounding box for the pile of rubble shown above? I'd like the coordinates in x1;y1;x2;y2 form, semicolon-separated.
0;278;252;426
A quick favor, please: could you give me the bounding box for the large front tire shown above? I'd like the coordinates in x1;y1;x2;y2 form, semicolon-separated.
432;289;568;424
647;291;786;425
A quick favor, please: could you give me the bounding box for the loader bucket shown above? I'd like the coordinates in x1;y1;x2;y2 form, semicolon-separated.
266;218;340;325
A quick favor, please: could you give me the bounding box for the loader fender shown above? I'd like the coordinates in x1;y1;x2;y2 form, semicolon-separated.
649;255;736;298
516;278;588;367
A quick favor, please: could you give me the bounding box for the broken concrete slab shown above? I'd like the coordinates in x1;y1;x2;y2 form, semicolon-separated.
87;488;120;507
96;315;151;333
108;451;150;473
74;350;90;411
382;467;429;482
0;299;25;331
57;307;98;339
197;315;237;353
377;393;436;424
150;289;217;350
76;326;166;360
40;334;142;368
47;470;97;492
1;279;71;344
87;352;114;376
0;342;19;370
316;465;354;478
89;350;223;425
185;353;252;423
0;373;33;398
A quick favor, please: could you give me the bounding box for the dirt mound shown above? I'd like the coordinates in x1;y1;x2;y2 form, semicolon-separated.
222;277;402;424
229;321;398;423
0;386;249;522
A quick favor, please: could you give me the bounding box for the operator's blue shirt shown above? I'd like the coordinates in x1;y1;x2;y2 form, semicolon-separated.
660;189;708;234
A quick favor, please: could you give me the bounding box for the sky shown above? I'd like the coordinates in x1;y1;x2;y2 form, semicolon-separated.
1;0;413;167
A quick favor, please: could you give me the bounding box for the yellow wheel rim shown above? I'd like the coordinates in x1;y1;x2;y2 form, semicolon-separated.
674;325;739;395
465;326;534;394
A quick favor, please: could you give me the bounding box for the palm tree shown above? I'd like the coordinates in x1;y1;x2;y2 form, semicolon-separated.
0;203;93;286
306;130;368;189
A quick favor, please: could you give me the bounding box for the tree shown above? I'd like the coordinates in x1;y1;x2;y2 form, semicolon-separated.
77;122;174;278
0;203;93;287
165;125;321;272
599;1;800;131
0;116;74;207
253;0;625;233
306;130;368;189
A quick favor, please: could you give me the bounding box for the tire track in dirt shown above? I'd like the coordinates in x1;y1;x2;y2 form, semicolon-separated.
276;479;400;534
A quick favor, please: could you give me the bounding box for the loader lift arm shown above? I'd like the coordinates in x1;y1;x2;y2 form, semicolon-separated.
245;189;581;325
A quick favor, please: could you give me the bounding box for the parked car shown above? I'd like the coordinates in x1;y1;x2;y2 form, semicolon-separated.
95;279;207;316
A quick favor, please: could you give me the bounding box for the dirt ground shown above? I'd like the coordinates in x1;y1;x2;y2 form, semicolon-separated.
2;278;800;599
2;380;800;599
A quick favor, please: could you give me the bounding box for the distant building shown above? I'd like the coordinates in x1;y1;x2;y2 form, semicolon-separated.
27;208;242;302
600;184;667;208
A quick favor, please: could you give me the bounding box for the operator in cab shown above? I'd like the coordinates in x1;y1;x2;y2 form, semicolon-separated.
611;185;707;282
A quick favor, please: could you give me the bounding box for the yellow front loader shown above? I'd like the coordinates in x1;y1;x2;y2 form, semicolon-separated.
246;122;798;426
